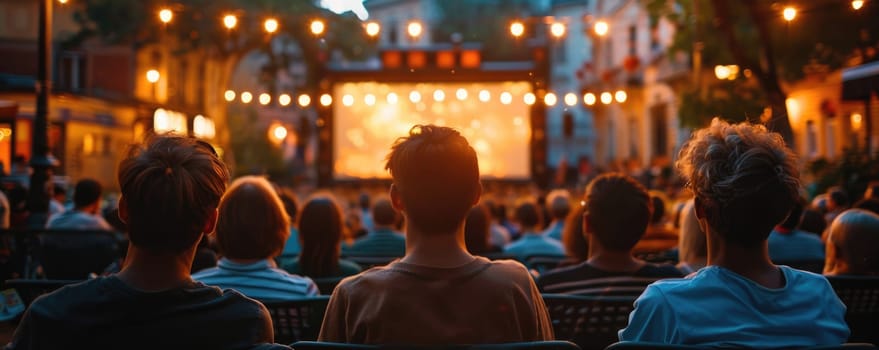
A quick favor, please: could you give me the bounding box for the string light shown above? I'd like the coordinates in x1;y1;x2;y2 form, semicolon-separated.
298;94;311;107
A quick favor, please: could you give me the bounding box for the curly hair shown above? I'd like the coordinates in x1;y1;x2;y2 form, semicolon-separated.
676;118;800;246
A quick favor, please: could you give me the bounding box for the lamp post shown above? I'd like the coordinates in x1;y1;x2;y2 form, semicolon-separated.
28;0;59;227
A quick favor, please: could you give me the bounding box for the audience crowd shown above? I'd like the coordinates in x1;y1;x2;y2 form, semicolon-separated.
1;118;877;349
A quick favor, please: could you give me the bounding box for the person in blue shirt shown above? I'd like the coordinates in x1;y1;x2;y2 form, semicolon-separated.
504;200;565;262
344;197;406;257
768;199;825;263
620;119;849;347
541;189;571;241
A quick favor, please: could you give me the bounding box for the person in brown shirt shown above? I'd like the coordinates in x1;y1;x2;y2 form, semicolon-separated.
318;125;554;344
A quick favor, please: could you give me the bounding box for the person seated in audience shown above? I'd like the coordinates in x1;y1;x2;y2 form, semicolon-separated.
46;178;112;230
8;135;275;349
319;125;553;344
863;180;879;200
767;199;824;263
799;207;828;237
634;193;678;254
49;183;66;218
482;199;511;250
503;199;565;262
853;198;879;215
620;119;849;346
541;189;570;241
824;209;879;276
536;174;682;294
281;194;362;278
193;176;318;301
464;203;495;255
277;187;302;257
676;199;707;275
343;197;406;257
825;186;850;224
560;206;588;266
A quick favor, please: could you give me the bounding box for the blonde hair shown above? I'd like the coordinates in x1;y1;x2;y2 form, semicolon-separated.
827;209;879;275
676;119;800;245
215;176;290;259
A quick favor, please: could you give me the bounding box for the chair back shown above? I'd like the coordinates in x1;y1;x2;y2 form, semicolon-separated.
344;256;399;269
36;230;123;279
291;341;581;350
525;255;568;274
263;296;330;345
541;276;659;297
542;294;635;350
312;276;345;295
606;342;877;349
774;260;825;274
826;275;879;344
4;278;83;305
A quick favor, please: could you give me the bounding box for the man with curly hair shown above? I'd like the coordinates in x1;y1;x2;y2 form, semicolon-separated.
619;119;849;347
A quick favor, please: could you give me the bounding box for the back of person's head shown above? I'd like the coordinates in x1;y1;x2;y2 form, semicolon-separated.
73;179;102;209
779;198;805;230
215;176;290;260
118;135;229;254
562;206;588;262
513;199;542;231
385;125;480;234
799;208;827;236
853;198;879;215
649;193;666;225
53;183;66;199
812;194;828;214
298;194;346;277
676;119;800;247
826;209;879;275
276;187;300;224
371;197;398;227
827;186;850;211
583;173;652;252
678;199;708;264
546;189;572;220
358;192;371;210
464;203;491;254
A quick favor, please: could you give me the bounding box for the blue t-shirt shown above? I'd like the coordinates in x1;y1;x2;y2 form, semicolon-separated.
767;229;825;262
619;265;849;347
503;233;565;262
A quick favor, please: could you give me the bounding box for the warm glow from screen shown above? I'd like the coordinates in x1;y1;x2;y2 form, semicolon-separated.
333;81;532;180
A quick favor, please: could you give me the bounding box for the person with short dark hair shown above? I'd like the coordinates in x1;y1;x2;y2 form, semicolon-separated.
319;125;553;344
503;199;565;261
768;198;825;262
537;174;682;294
620;119;849;346
824;209;879;276
193;176;318;301
8;135;275;349
825;186;850;223
799;207;828;236
49;183;66;217
46;178;112;231
343;197;406;257
281;194;362;278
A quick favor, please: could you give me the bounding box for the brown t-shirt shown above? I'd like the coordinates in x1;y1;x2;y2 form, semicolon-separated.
318;256;554;344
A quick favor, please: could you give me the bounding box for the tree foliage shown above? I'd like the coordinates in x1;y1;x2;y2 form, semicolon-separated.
645;0;879;138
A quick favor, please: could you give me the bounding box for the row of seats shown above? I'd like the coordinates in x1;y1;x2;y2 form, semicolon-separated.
5;275;878;348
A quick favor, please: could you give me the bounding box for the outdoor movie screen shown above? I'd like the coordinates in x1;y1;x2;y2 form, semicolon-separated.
333;81;532;180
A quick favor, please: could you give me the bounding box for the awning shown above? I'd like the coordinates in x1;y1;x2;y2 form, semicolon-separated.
842;60;879;101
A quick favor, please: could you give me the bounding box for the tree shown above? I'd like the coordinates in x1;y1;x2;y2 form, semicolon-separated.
646;0;879;146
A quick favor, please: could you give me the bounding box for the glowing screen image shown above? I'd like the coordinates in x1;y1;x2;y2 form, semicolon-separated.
333;81;532;179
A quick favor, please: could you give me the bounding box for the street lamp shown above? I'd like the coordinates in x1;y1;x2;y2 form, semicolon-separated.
145;69;160;83
852;0;864;10
550;22;566;39
594;20;609;37
310;19;325;36
29;0;60;226
159;8;173;24
365;21;381;38
407;20;423;41
223;14;238;30
264;18;279;34
510;21;525;38
782;6;797;21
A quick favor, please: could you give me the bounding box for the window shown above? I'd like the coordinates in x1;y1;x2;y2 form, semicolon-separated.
57;52;86;92
806;120;818;158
